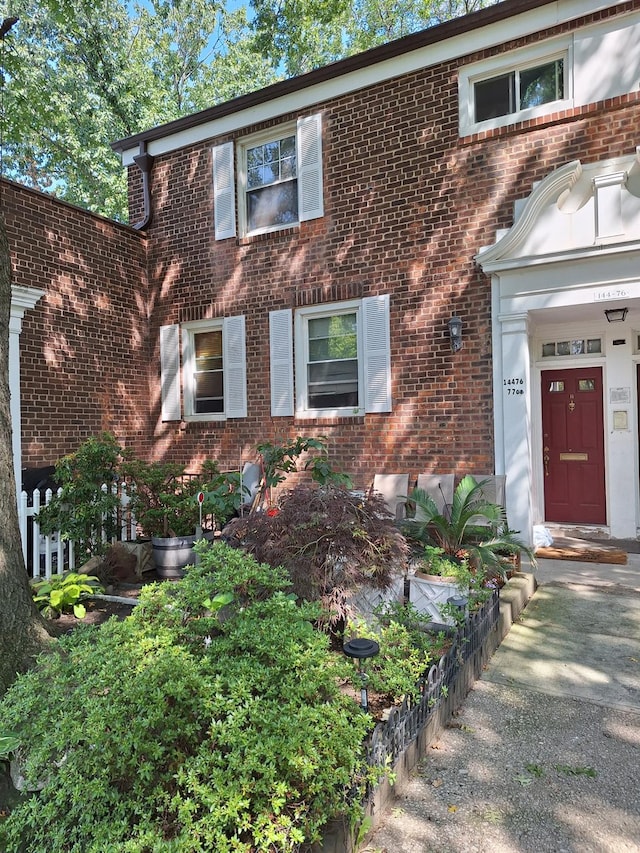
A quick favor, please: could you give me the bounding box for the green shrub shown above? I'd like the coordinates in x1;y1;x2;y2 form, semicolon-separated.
35;432;123;558
348;601;450;704
0;544;374;853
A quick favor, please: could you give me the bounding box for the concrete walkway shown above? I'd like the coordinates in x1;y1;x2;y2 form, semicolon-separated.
362;556;640;853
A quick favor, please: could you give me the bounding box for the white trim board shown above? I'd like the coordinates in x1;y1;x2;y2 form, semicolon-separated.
119;0;615;166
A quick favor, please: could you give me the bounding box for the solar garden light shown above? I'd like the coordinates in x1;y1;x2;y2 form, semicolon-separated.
342;638;380;712
447;594;467;612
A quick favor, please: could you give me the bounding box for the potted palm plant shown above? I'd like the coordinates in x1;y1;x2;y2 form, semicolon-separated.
404;475;534;621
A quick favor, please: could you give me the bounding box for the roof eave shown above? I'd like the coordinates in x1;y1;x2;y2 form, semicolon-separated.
111;0;546;155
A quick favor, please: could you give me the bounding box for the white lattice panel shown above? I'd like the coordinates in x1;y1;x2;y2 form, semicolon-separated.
409;576;461;624
350;577;405;624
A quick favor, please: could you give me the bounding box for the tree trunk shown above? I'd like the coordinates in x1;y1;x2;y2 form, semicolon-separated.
0;207;51;696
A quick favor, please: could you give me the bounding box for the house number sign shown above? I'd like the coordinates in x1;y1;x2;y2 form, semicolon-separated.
503;377;525;396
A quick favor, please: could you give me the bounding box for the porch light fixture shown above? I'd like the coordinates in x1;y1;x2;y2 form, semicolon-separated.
604;307;628;323
343;637;380;712
448;316;463;352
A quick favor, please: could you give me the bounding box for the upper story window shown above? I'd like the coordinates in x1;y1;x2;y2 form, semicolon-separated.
268;295;392;419
474;57;565;122
246;133;297;232
159;317;247;422
459;38;571;137
212;113;324;240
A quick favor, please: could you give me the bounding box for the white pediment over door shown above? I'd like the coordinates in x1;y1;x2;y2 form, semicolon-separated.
476;147;640;273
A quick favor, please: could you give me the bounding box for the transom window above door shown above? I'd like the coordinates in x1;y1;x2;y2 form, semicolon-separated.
541;337;602;358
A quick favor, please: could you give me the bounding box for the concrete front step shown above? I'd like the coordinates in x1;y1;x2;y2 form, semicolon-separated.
498;571;537;640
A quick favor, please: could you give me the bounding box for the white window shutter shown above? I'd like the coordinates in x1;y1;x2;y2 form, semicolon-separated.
160;324;181;421
223;315;247;418
213;142;236;240
363;294;392;413
297;114;324;222
269;309;294;416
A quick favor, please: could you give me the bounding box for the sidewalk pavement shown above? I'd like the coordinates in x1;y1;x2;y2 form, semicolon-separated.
362;555;640;853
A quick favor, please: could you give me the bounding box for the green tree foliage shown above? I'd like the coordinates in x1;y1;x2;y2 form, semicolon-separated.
0;0;497;218
0;0;277;219
250;0;499;76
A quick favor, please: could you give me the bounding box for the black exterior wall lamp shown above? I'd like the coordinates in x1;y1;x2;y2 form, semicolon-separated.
448;316;463;352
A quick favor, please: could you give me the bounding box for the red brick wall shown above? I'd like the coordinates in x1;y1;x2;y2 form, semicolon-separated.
5;180;150;471
132;7;640;489
14;5;640;491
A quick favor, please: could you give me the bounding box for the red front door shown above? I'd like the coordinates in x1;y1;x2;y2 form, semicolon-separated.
541;367;606;524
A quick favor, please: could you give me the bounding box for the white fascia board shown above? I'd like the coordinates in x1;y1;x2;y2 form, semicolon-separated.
120;0;614;166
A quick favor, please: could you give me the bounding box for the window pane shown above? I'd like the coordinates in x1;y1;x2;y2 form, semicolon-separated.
247;181;298;231
542;343;556;357
195;331;222;372
571;340;584;355
586;339;602;354
306;312;359;409
308;314;357;361
578;379;596;392
308;360;358;408
556;341;570;356
194;330;223;414
520;59;563;109
246;135;296;189
549;381;564;392
474;73;514;121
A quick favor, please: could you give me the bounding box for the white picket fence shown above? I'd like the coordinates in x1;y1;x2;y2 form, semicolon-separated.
18;485;138;579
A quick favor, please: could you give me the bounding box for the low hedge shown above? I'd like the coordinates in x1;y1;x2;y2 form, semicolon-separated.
0;544;375;853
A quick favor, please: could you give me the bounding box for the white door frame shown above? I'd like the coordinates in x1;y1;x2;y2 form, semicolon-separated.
477;150;640;545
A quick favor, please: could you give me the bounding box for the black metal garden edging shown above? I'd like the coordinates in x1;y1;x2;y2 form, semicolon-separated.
314;590;501;853
366;588;500;775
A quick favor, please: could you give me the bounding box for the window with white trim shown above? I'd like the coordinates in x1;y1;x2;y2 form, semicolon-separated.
212;113;324;240
474;57;565;122
159;317;247;422
245;131;298;233
269;295;392;419
459;38;571;136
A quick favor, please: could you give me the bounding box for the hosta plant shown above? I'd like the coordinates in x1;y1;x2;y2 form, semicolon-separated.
31;571;104;619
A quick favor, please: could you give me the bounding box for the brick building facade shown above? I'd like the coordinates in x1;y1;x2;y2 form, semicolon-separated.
12;0;640;544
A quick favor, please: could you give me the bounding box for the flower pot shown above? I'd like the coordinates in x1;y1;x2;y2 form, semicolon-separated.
348;577;405;625
409;573;467;625
152;533;212;579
